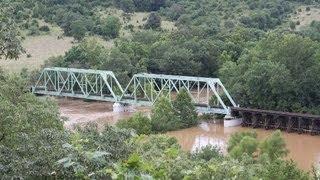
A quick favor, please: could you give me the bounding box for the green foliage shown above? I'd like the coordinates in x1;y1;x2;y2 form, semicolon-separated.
0;73;67;178
150;96;178;132
173;89;198;128
70;20;87;41
229;136;259;158
302;20;320;41
55;124;134;178
0;6;24;59
290;21;296;30
116;112;152;135
54;38;107;68
145;12;161;29
117;91;198;134
39;25;50;32
111;133;309;179
193;145;223;161
0;73;63;147
228;130;290;163
115;0;167;12
220;33;320;114
99;16;121;39
260;130;288;161
259;159;310;180
227;131;257;152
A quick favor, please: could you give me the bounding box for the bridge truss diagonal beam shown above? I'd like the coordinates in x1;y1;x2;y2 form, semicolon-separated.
32;67;124;102
32;68;237;115
119;73;237;114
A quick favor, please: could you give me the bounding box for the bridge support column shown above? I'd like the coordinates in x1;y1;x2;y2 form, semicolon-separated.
224;114;243;127
113;103;125;113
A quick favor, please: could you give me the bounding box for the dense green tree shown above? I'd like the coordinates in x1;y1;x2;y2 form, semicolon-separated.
145;12;161;29
229;136;259;158
100;48;134;84
260;130;288;161
173;89;198;128
0;7;24;59
150;96;178;132
61;38;107;68
114;0;135;12
227;131;257;153
0;73;67;178
99;16;121;39
116;112;152;135
55;124;134;179
70;20;87;41
220;33;320;114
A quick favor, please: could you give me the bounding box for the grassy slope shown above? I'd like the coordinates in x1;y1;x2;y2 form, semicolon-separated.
0;21;74;73
0;8;176;73
291;5;320;31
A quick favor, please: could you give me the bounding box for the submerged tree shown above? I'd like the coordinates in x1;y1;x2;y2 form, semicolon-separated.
150;96;178;132
173;89;198;128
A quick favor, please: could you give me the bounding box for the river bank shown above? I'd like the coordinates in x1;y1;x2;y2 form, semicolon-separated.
58;98;320;171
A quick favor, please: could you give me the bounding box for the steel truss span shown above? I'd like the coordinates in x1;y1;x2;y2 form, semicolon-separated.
32;67;124;102
32;67;237;114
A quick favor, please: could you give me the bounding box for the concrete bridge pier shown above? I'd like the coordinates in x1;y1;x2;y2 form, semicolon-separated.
113;103;125;113
224;114;243;127
113;102;135;113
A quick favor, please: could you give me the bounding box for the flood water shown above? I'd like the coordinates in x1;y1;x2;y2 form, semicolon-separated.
58;98;320;171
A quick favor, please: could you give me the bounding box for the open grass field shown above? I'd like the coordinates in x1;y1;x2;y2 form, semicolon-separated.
0;9;176;73
98;8;176;38
291;6;320;31
0;22;74;73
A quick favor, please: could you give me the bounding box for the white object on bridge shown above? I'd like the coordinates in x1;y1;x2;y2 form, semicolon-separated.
113;103;125;113
224;115;243;127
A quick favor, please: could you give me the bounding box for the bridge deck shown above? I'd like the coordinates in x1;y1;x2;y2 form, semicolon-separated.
231;107;320;135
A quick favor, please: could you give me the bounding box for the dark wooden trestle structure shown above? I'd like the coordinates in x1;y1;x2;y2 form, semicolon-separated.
231;107;320;135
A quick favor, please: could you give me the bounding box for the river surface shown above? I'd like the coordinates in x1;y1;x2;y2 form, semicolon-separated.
58;98;320;171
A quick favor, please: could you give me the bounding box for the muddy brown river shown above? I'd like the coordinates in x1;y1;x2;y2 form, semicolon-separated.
58;98;320;171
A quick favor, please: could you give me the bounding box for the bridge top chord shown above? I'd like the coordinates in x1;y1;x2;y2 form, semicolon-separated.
133;73;221;83
43;67;116;76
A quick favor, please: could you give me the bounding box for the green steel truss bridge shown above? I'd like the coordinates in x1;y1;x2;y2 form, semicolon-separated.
32;67;237;114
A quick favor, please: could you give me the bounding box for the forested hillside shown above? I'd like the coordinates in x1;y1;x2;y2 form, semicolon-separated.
1;0;320;112
1;0;320;179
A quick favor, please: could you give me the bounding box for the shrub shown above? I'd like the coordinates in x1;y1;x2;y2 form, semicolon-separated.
193;145;223;161
70;20;87;41
260;130;288;161
39;25;50;32
145;12;161;29
116;112;152;135
98;16;121;39
290;21;296;30
150;96;179;132
28;26;40;36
